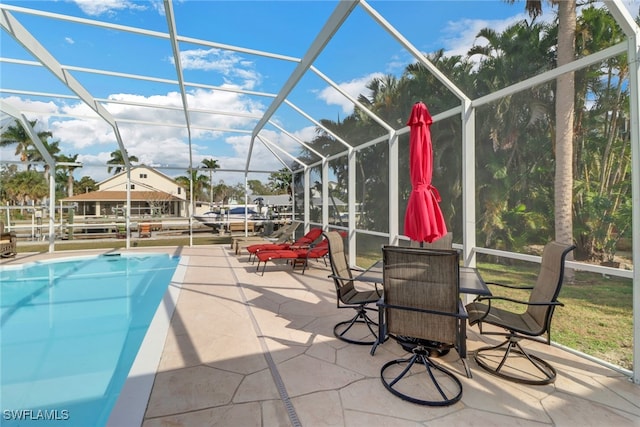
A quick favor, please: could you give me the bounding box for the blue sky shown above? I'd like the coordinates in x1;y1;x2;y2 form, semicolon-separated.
1;0;639;184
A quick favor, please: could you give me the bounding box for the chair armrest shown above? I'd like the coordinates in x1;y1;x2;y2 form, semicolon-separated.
328;271;371;282
290;243;311;250
475;294;564;308
484;281;534;290
329;273;383;297
458;299;469;319
370;281;383;297
328;273;353;282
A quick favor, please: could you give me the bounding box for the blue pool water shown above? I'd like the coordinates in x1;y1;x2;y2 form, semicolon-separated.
0;253;180;426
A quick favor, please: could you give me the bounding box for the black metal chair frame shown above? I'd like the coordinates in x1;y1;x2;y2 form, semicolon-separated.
325;231;382;345
467;242;576;385
371;246;471;406
373;301;470;406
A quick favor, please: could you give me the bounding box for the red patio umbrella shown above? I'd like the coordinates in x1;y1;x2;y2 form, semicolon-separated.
403;102;447;243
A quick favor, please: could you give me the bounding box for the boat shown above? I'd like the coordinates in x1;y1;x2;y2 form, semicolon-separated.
193;206;266;232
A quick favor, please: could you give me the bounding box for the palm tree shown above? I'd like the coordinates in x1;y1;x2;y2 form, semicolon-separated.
107;149;139;175
26;139;61;180
468;19;556;248
3;170;48;209
507;0;576;261
268;168;293;196
0;119;52;165
56;153;80;197
572;6;631;261
201;158;220;204
175;169;209;201
75;175;98;195
55;169;70;199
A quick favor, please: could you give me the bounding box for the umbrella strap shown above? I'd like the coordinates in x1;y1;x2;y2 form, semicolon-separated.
415;184;442;202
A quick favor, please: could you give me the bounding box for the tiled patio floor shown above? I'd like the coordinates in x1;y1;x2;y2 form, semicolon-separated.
4;244;639;426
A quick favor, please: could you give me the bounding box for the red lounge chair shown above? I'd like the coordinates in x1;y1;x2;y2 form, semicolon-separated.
246;227;323;263
253;239;324;275
254;231;346;275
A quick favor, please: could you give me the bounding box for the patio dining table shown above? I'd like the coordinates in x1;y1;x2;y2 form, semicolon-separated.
356;260;491;296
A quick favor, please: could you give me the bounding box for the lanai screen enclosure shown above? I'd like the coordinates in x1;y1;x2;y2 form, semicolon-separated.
1;0;639;383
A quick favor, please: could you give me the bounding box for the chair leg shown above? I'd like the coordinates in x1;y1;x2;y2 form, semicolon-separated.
255;260;269;276
370;308;387;356
474;336;557;385
334;306;378;345
299;259;309;274
380;345;463;406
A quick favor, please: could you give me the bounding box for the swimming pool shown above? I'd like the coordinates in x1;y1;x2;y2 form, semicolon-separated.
1;253;181;426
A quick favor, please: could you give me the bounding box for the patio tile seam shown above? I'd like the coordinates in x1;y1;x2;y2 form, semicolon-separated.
142;401;268;424
543;389;640;420
223;247;302;427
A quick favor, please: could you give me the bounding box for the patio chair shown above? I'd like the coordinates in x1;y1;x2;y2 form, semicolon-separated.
325;231;382;345
138;223;152;238
233;222;300;255
370;246;470;406
115;223;128;239
466;241;576;385
1;221;17;258
246;227;323;263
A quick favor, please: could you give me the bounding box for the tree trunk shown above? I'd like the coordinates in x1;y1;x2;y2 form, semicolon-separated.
68;173;74;197
555;0;576;276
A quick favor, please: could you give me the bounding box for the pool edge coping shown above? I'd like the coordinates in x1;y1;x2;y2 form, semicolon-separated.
106;255;187;427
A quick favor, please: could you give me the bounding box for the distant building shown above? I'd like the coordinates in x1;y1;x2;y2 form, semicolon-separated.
62;165;187;217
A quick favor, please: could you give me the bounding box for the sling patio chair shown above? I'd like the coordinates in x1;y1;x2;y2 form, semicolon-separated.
325;231;382;345
246;227;323;263
115;223;128;239
370;246;470;406
138;223;152;238
466;241;576;385
233;222;300;255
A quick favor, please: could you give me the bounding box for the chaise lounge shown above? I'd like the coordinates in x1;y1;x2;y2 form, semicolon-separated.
246;227;323;263
232;222;300;255
254;232;345;275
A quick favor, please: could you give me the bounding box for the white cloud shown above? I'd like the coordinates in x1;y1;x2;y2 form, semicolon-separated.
69;88;273;182
440;13;534;59
72;0;148;16
1;96;60;119
64;37;75;45
177;49;261;90
2;88;277;184
51;118;114;149
317;72;384;115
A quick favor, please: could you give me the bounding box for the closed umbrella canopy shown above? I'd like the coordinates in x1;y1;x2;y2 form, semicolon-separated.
403;102;447;243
